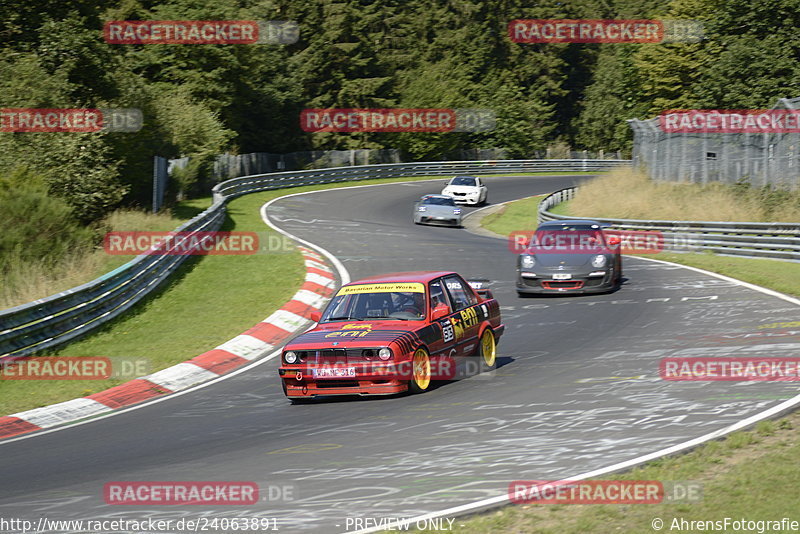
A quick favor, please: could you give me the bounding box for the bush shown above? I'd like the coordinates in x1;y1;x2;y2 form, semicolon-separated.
0;167;97;275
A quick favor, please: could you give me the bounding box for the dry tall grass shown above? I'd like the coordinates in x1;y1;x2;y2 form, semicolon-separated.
0;209;182;310
570;168;800;222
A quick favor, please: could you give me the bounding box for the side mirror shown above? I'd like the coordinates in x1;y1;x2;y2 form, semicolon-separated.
431;304;450;321
310;311;321;323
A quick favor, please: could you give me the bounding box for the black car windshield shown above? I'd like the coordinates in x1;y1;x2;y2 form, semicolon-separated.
531;227;608;252
450;176;476;186
322;284;427;321
422;196;455;206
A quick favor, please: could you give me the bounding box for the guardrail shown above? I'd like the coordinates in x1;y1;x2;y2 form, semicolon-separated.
539;187;800;262
1;159;627;359
211;159;628;202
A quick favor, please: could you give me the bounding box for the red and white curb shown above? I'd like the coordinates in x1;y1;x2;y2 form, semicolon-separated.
0;246;335;440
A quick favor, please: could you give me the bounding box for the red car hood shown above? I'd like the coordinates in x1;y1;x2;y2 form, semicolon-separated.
285;320;423;350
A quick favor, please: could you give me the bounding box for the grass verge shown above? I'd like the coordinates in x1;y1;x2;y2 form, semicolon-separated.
0;209;194;309
568;167;800;222
0;172;598;416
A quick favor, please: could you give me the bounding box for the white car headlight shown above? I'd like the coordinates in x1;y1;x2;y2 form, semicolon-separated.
378;348;392;360
591;255;607;268
521;255;535;268
284;351;298;364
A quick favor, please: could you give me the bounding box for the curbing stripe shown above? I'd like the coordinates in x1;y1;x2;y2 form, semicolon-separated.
305;271;335;288
214;334;274;361
281;299;322;318
86;379;170;409
292;289;329;309
189;350;249;375
306;267;335;278
12;398;111;429
304;259;331;272
144;363;219;392
0;242;337;441
301;280;335;297
264;309;311;333
0;417;41;439
243;323;297;346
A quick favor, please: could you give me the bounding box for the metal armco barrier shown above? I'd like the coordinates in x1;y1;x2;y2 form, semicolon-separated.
539;187;800;262
210;159;628;203
0;159;626;359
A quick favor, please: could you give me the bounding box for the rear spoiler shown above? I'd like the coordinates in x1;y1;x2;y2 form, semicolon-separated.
467;278;493;300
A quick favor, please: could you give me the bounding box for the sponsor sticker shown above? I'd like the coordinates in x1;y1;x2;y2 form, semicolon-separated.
336;283;425;295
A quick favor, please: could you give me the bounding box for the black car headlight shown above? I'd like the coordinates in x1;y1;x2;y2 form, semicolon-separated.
591;255;607;268
521;254;535;268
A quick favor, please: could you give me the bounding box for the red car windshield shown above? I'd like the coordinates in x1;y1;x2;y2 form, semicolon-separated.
322;289;427;322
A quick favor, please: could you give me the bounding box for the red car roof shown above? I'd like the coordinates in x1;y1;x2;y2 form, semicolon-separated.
344;271;457;286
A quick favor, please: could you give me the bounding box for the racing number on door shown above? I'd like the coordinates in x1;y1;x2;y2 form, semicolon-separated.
441;321;454;343
442;306;478;343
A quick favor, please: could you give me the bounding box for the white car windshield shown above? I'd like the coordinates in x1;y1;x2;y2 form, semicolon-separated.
449;176;476;186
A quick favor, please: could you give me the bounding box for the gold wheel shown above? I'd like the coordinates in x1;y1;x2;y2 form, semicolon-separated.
480;329;496;369
409;348;432;393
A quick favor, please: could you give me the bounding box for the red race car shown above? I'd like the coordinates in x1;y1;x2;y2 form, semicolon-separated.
278;271;504;400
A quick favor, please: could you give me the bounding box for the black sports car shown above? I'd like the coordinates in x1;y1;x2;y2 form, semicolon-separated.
516;219;622;295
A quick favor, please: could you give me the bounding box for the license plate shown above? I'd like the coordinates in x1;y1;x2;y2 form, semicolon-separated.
312;367;356;379
552;273;572;280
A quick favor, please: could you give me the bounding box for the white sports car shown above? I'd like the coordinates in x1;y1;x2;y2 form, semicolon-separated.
441;176;488;205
